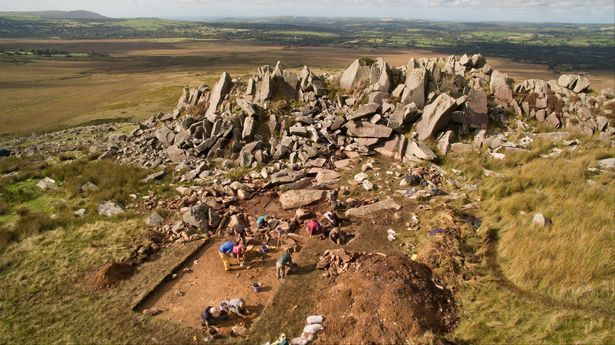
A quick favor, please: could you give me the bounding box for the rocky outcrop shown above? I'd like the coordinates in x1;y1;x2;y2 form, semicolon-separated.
104;53;612;176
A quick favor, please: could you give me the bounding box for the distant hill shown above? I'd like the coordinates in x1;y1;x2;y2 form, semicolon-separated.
0;10;107;20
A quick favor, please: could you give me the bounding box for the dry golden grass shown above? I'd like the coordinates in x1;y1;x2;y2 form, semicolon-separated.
485;144;615;308
447;135;615;344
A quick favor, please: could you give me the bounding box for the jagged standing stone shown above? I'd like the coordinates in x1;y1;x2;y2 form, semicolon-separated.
205;72;233;122
401;67;427;108
464;88;488;129
415;93;456;140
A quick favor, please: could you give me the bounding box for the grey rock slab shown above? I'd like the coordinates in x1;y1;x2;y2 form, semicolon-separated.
346;121;393;138
347;103;380;121
345;199;401;217
464;88;488;129
97;201;124;217
146;211;164;227
182;203;210;229
490;70;514;105
205;72;232;122
401;67;427;108
36;177;57;190
597;158;615;170
279;189;325;209
535;132;569;143
374;135;407;161
406;141;437;161
415;93;456;140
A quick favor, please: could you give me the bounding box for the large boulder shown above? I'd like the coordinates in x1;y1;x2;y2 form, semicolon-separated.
346;121;393;138
388;103;418;131
182;203;210;229
279;189;325;209
97;201;124;217
205;72;232;122
154;126;175;147
258;70;273;104
340;58;389;91
36;177;57;190
463;88;488;129
375;135;407;161
405;141;437;161
490;70;514;105
340;59;370;91
166;145;187;162
242;116;256;140
314;169;341;184
415;93;456;140
401;67;427;108
345;199;401;217
558;74;590;93
371;58;391;92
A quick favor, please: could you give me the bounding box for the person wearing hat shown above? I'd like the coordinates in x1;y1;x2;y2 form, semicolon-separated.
276;249;293;280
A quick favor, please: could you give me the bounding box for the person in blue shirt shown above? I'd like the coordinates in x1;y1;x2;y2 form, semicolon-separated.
219;240;234;271
256;214;269;229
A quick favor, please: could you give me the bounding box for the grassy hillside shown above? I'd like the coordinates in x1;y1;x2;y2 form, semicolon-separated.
446;133;615;344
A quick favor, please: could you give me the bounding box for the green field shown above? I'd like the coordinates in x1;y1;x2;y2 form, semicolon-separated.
1;14;614;70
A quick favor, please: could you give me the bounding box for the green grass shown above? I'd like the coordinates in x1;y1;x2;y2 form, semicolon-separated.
0;219;203;344
271;30;339;38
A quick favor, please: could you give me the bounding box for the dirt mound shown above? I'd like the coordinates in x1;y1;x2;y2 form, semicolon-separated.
83;262;135;291
314;255;457;345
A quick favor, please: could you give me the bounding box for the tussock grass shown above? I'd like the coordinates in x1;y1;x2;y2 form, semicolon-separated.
482;147;615;308
46;159;151;205
223;166;252;182
455;280;615;344
446;136;614;342
0;219;199;344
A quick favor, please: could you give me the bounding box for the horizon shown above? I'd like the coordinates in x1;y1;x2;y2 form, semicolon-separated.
1;0;614;24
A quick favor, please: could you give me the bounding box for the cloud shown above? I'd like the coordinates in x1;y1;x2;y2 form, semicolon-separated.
169;0;614;8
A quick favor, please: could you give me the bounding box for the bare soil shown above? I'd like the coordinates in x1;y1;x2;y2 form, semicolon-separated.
314;255;458;345
83;261;135;291
137;239;281;331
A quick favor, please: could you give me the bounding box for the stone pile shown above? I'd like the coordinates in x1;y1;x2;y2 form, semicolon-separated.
316;249;363;278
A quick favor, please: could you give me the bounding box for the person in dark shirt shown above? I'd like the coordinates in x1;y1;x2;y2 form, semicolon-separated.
276;249;293;280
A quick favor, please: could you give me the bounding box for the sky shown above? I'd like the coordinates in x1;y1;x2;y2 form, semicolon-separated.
1;0;614;23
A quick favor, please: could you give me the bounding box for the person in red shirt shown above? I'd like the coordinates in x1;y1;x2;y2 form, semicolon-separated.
305;220;321;238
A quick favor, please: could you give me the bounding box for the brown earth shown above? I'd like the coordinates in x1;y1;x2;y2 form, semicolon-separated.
137;239;280;331
314;255;458;345
82;261;135;291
